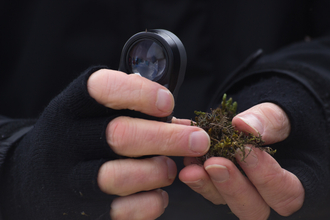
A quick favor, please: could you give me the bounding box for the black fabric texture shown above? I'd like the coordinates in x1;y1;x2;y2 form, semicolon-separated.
207;35;330;219
0;66;124;220
0;119;36;140
0;119;36;171
1;1;330;219
0;127;34;174
225;74;330;219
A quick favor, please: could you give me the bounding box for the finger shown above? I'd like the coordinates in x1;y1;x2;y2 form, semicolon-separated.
204;157;270;220
179;164;225;205
236;146;305;216
98;156;176;196
232;102;290;144
87;69;174;117
171;117;193;126
110;189;168;220
107;116;210;157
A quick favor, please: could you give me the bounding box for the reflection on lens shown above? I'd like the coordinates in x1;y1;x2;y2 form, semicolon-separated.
129;40;166;80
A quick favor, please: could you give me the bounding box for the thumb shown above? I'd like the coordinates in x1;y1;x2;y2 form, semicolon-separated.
232;102;290;144
51;66;113;119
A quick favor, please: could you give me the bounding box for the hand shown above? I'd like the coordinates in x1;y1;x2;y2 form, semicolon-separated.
179;103;305;220
88;69;210;219
0;68;210;220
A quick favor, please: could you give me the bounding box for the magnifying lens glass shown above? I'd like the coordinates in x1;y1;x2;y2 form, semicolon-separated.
118;29;187;122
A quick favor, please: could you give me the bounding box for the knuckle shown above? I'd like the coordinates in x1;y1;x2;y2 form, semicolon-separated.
271;174;304;216
105;75;131;109
141;123;183;155
89;70;126;107
87;69;108;100
256;169;304;216
200;189;226;205
107;117;133;155
271;111;288;132
90;70;154;111
161;127;186;154
274;196;303;216
260;104;290;132
110;191;166;220
98;161;125;196
142;157;173;187
127;75;145;108
224;182;250;198
198;188;226;205
144;191;167;218
156;157;176;181
257;168;282;186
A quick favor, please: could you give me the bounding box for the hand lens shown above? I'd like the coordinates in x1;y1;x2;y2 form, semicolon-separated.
119;29;187;122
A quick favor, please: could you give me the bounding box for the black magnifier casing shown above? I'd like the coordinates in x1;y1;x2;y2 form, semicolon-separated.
118;29;187;122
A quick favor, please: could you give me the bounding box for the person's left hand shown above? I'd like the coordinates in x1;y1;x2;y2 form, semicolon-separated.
178;103;305;220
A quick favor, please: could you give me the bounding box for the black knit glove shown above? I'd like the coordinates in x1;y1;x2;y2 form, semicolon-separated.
0;67;120;220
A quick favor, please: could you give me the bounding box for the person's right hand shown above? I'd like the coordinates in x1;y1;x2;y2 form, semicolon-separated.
88;69;211;219
0;67;210;220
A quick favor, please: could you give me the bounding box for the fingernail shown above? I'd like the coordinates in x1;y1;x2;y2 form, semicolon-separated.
237;114;264;135
166;158;177;180
235;147;258;168
157;189;169;209
182;179;204;188
110;198;121;217
189;130;210;154
205;164;229;183
156;89;174;113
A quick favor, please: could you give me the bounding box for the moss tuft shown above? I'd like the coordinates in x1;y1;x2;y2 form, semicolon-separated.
192;94;276;166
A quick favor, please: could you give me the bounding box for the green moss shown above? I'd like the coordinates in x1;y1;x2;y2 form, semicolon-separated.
193;94;276;166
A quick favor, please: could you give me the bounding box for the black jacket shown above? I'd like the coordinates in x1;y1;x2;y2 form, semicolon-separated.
1;1;330;219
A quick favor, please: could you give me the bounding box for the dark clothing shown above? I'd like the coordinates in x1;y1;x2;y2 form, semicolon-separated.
1;0;330;219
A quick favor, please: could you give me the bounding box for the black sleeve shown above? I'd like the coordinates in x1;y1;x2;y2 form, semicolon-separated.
210;36;330;219
0;118;36;172
0;118;36;220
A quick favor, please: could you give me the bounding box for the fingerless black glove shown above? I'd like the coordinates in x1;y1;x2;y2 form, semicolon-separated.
0;67;120;220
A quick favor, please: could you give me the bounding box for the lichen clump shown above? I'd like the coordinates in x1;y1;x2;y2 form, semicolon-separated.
193;94;276;166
